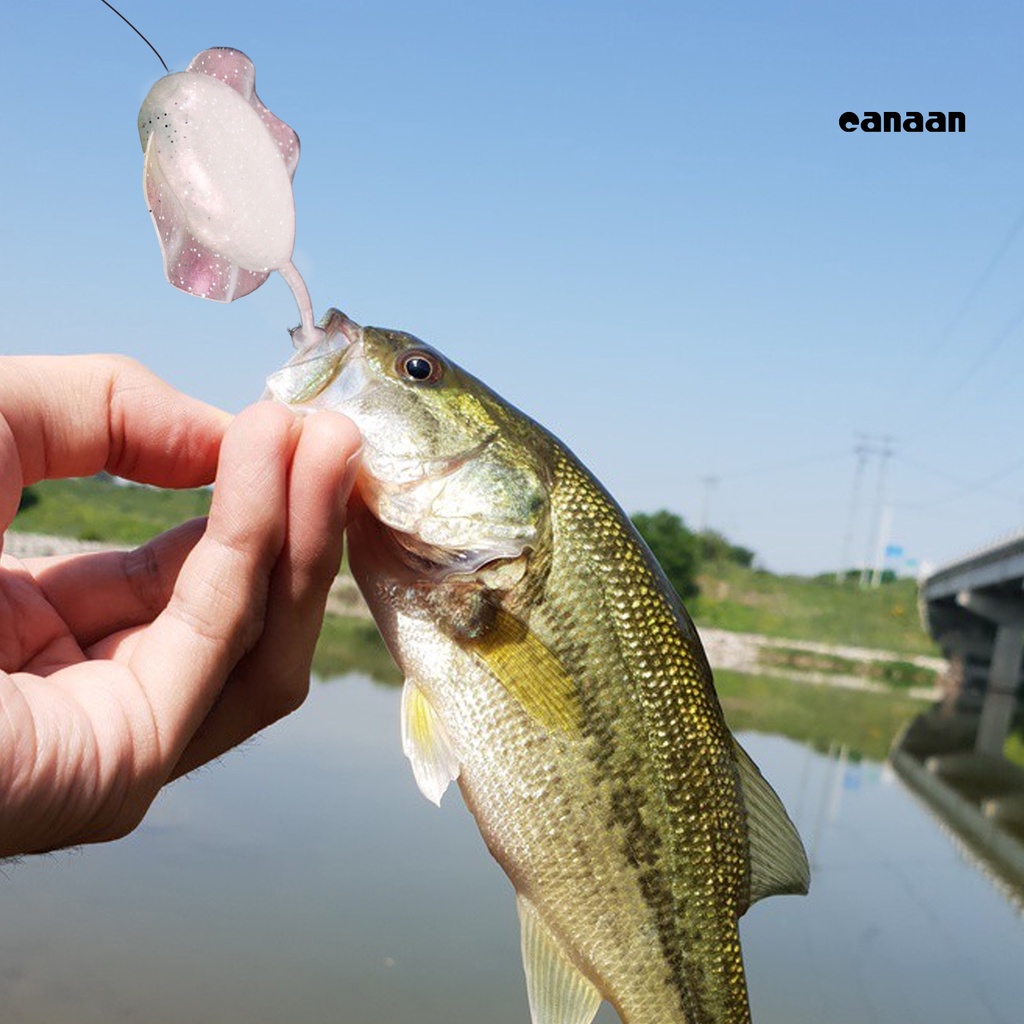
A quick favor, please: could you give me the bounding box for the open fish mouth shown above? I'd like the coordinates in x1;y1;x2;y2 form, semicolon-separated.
309;308;363;351
264;308;362;405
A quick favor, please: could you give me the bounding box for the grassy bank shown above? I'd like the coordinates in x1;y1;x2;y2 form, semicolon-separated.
756;646;938;690
693;559;936;657
14;477;211;545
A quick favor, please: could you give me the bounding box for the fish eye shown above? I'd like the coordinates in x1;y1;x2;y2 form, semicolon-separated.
398;349;443;385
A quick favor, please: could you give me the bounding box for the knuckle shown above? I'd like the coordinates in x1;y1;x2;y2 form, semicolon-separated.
122;542;167;618
171;579;265;661
104;353;148;377
100;355;152;476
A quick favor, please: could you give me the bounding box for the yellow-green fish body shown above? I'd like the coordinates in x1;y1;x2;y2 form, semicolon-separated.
267;310;809;1024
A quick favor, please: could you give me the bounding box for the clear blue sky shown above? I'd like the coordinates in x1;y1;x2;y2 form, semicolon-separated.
4;2;1024;575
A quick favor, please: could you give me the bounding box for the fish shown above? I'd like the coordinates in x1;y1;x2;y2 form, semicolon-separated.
266;309;810;1024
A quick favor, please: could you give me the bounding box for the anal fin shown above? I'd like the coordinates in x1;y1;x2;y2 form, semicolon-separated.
401;679;460;806
517;894;601;1024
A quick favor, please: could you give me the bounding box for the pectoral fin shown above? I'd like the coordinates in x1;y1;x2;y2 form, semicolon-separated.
517;894;602;1024
733;739;811;907
467;608;582;736
401;680;460;806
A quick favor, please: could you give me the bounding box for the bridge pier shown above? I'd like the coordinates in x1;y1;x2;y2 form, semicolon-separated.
956;591;1024;756
976;625;1024;755
921;531;1024;760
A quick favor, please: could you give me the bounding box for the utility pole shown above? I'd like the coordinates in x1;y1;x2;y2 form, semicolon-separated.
870;505;894;589
860;434;895;589
836;434;870;584
699;475;718;534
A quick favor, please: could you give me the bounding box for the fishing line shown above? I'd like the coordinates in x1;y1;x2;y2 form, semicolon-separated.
98;0;169;73
707;448;849;484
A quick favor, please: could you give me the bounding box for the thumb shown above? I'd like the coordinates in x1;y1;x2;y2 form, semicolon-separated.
126;401;298;772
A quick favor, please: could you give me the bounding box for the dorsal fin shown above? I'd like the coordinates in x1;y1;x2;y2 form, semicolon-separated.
732;738;810;908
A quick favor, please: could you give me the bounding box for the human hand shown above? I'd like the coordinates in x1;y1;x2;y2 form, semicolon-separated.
0;355;360;856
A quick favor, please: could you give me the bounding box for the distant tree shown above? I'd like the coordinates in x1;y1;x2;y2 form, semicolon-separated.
698;528;754;567
829;569;861;585
631;510;701;601
826;568;899;586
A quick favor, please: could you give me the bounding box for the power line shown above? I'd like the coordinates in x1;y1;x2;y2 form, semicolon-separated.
906;204;1024;384
708;448;849;484
693;448;851;543
894;452;1024;510
937;296;1024;405
896;309;1024;449
890;206;1024;444
835;434;896;586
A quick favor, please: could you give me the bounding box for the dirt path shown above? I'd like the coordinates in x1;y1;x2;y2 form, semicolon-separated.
699;626;944;698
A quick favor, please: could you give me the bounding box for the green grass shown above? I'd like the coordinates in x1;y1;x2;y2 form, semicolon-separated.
14;476;211;545
756;646;938;690
1005;723;1024;769
692;559;937;657
1006;733;1024;769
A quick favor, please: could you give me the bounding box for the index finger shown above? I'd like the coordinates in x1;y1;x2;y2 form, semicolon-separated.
0;354;230;490
126;401;297;770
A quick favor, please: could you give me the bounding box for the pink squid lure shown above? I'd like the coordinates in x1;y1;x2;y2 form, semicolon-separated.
138;47;321;347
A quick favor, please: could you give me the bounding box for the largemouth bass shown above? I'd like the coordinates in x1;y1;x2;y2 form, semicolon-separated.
267;309;809;1024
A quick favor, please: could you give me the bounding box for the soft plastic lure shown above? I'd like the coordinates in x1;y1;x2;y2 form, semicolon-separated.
138;46;322;348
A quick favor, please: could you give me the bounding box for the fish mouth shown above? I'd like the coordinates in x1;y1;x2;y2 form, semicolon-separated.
315;308;363;351
264;308;362;405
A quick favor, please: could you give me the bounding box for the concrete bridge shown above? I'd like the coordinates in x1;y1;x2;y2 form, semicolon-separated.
920;529;1024;755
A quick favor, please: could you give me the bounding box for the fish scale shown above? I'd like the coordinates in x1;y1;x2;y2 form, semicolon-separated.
268;309;809;1024
364;564;702;1023
542;449;752;1023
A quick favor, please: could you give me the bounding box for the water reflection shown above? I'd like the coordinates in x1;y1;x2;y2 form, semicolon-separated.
744;734;1023;1024
1;676;1022;1024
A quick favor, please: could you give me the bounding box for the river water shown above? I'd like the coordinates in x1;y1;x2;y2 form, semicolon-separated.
1;674;1022;1024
